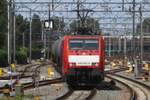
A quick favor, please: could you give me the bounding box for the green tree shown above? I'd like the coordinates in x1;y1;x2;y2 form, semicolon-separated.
0;0;7;48
142;18;150;33
32;14;41;33
16;14;29;47
16;14;29;34
136;18;150;34
70;17;100;32
51;16;65;32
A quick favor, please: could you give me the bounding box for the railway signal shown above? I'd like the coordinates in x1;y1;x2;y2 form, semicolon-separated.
43;19;54;59
44;20;53;30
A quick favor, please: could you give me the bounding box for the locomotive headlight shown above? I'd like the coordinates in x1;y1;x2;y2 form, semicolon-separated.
92;62;99;67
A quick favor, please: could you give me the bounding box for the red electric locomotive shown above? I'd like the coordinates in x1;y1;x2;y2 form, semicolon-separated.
51;35;105;86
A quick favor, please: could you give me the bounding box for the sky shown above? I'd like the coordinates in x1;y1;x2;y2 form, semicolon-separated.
14;0;150;34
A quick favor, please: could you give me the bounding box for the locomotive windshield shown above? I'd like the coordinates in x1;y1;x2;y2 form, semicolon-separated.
69;39;99;50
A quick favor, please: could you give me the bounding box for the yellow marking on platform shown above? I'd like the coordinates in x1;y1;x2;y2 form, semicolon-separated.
111;62;116;68
3;89;10;94
11;64;15;68
119;61;122;65
0;68;3;77
126;64;133;73
48;67;54;77
11;64;16;72
142;76;146;81
144;63;149;71
34;96;40;100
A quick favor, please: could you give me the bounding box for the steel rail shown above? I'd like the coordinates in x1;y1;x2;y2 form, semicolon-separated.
107;73;150;100
110;73;150;90
0;64;40;80
0;63;49;94
23;77;63;90
55;87;74;100
84;88;97;100
106;75;137;100
105;67;129;74
0;63;47;80
0;77;63;94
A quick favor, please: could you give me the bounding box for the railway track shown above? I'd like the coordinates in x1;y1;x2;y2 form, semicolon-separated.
55;87;97;100
55;73;139;100
0;77;63;94
106;75;136;100
84;88;97;100
18;62;51;78
0;64;40;80
0;64;46;91
55;67;131;100
0;62;49;82
0;61;52;80
0;62;59;94
1;64;149;100
105;67;129;74
55;87;74;100
23;77;63;90
106;74;150;100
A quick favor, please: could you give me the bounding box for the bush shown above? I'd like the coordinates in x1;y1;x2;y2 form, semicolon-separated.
16;47;27;64
0;48;8;67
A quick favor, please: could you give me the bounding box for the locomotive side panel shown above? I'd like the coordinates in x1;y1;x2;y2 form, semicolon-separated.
51;38;63;73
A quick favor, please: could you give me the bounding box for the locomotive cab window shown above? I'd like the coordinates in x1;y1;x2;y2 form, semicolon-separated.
69;39;99;50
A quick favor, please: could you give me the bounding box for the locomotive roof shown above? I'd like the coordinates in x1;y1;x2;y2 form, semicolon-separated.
64;35;103;39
